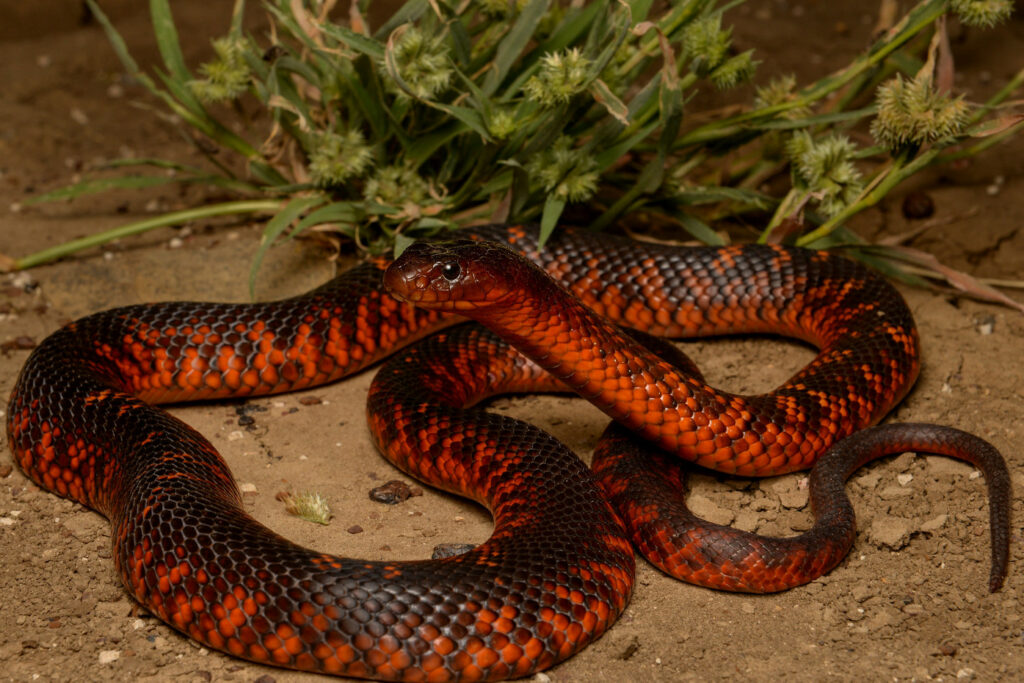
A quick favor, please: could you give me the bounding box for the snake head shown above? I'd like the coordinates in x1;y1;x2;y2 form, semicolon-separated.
384;240;528;311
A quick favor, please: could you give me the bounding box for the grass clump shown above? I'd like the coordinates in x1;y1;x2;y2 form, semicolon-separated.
8;0;1023;307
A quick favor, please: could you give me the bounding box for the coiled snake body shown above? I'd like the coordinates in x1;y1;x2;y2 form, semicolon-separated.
6;224;1010;681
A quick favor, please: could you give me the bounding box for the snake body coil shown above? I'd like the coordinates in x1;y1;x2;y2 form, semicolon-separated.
7;224;1010;680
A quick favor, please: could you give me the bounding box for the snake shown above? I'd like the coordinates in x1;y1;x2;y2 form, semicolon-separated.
6;223;1010;681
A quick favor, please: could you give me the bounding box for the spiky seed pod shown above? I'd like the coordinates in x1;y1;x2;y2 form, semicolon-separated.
522;48;593;107
682;14;732;77
280;491;332;525
381;26;453;100
710;50;757;90
308;129;374;188
950;0;1014;28
871;73;970;152
189;36;252;103
526;136;599;202
787;131;864;217
486;108;518;140
363;163;431;205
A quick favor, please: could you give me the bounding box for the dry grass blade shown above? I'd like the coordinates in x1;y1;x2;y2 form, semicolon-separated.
884;245;1024;313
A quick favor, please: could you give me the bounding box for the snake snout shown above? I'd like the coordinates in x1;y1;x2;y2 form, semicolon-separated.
385;240;510;310
384;241;466;307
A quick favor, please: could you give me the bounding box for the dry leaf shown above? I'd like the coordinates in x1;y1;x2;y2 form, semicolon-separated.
885;246;1024;313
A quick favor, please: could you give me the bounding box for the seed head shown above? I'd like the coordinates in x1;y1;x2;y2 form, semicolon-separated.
308;129;374;187
364;163;431;205
682;14;732;77
950;0;1014;28
382;26;452;101
871;73;970;152
280;491;332;525
189;36;252;102
523;48;592;107
787;131;863;217
526;136;599;202
710;50;757;90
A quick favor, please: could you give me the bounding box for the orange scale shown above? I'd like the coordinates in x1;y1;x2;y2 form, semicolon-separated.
694;439;717;457
315;654;344;676
419;651;445;673
225;637;246;656
494;617;515;634
284;636;304;655
475;648;499;669
218;618;237;638
431;635;456;656
451;650;474;672
204;630;225;650
263;633;283;652
500;643;524;665
426;667;453;683
385;651;416;676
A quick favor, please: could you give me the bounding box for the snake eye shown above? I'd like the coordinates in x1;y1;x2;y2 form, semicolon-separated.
440;262;461;282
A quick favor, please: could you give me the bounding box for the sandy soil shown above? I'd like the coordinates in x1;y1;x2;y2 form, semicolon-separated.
1;3;1023;682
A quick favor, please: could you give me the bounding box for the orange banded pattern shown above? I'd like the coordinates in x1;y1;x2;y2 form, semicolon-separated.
6;224;1010;681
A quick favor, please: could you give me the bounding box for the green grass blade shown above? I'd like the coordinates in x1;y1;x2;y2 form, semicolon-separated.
320;23;386;60
539;194;567;248
336;57;391;140
483;0;551;96
84;0;160;95
13;200;283;270
291;201;367;237
374;0;428;40
677;213;725;245
25;173;253;205
673;186;774;209
149;0;192;83
249;196;327;295
593;121;657;170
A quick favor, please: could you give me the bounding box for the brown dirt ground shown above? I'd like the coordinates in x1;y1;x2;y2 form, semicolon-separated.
2;2;1023;682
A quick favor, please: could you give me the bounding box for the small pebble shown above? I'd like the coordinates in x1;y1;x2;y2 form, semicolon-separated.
0;336;37;351
369;480;421;505
298;396;322;406
986;175;1005;196
901;191;935;219
98;650;120;664
346;525;363;534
